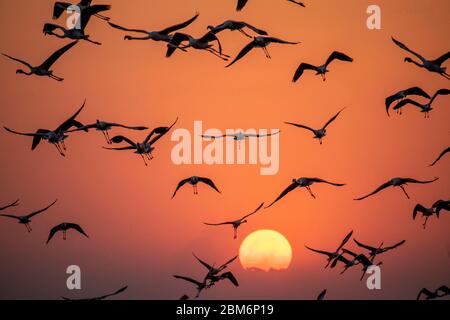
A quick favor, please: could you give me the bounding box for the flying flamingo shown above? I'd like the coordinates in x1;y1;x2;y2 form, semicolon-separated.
104;118;177;166
108;13;198;42
293;51;353;82
166;32;230;60
353;239;406;259
392;37;450;80
0;200;57;232
417;286;450;300
207;20;267;38
305;230;353;268
193;253;239;286
429;146;449;166
2;41;78;81
413;200;449;229
285;108;344;144
4;100;88;156
266;177;345;208
204;203;264;239
172;176;221;198
46;222;89;243
201;130;279;149
392;88;449;118
226;36;299;67
354;177;439;200
385;87;430;116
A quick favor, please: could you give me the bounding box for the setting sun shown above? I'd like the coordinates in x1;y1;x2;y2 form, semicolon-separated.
239;229;293;272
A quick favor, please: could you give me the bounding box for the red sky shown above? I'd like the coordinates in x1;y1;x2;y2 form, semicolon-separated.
0;0;449;299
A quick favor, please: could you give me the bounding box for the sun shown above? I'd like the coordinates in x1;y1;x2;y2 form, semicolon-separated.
239;229;292;272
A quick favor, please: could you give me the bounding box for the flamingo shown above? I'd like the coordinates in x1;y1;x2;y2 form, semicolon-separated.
0;200;57;232
385;87;431;116
201;130;279;149
207;20;267;38
392;37;450;80
193;253;238;285
4;100;88;156
305;230;353;268
266;177;345;208
354;177;439;200
46;222;89;243
172;176;221;198
62;286;128;300
417;286;450;300
285;108;344;144
166;32;229;60
204;203;264;239
293;51;353;82
392;89;449;118
108;13;198;42
413;200;449;229
429;146;450;166
103;118;177;166
226;36;299;67
2;41;78;81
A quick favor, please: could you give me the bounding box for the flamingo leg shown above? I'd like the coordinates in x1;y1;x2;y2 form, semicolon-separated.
206;48;228;60
140;154;148;166
60;140;67;150
321;73;326;81
233;227;238;239
49;74;64;81
54;144;65;157
84;37;101;45
423;217;429;229
101;131;109;144
94;13;110;21
208;47;230;58
105;131;112;144
306;186;316;199
399;185;410;199
238;28;252;38
63;230;66;240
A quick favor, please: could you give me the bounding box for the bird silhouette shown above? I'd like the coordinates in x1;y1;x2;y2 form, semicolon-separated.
417;285;450;300
0;200;57;232
52;1;110;21
413;200;449;229
193;253;239;286
2;41;78;81
104;118;177;166
62;286;128;300
429;146;449;166
285;108;344;144
204;203;264;239
68;120;148;144
392;37;450;80
4;100;88;156
353;239;406;258
392;88;449;118
266;177;345;207
354;177;439;200
385;87;431;116
46;222;89;243
226;36;299;67
108;13;198;42
172;176;221;198
166;32;229;60
293;51;353;82
236;0;305;11
207;20;267;38
305;231;353;268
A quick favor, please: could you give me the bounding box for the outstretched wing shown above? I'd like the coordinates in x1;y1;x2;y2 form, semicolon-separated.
308;178;345;187
323;108;345;129
325;51;353;67
265;182;298;208
432;51;450;66
32;129;52;150
171;178;191;198
353;238;377;252
316;289;327;300
94;286;128;300
429;146;450;166
159;13;199;34
0;199;19;211
284;121;315;133
108;22;149;34
146;118;178;145
199;31;223;55
46;224;63;244
39;41;78;70
27;199;58;219
220;272;239;286
220;255;238;269
2;53;33;69
241;202;264;220
53;2;71;19
204;221;233;226
0;214;21;220
173;275;202;287
81;5;111;31
384;240;406;251
430;88;450;104
192;253;213;271
166;33;190;57
243;22;268;35
416;288;434;300
236;0;249;11
354;181;393;201
305;246;334;258
292;63;318;82
402;177;439;184
109;135;137;147
67;223;89;238
226;41;255;68
391;37;425;62
198;177;221;194
392;98;423;111
336;231;353;250
413;204;428;220
56;100;87;132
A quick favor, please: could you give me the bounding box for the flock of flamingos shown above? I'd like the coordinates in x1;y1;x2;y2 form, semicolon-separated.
0;0;449;300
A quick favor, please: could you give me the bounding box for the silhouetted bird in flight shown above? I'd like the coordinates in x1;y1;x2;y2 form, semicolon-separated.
285;108;344;144
207;20;267;38
201;130;279;150
53;1;110;21
316;289;327;300
293;51;353;82
193;253;239;287
44;4;111;45
330;248;360;273
204;203;264;239
413;200;449;229
429;146;449;166
305;231;353;268
0;199;19;211
417;285;450;300
354;177;439;200
47;222;89;243
68;120;148;144
108;13;198;42
2;41;78;81
226;36;299;67
62;286;128;300
166;32;229;60
392;37;450;80
392;89;449;118
236;0;305;11
385;87;430;116
173;275;207;298
4;100;88;156
353;239;406;259
172;176;221;198
104;118;177;166
266;177;345;207
0;200;57;232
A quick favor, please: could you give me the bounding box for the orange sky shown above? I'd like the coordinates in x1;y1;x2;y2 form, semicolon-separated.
0;0;449;299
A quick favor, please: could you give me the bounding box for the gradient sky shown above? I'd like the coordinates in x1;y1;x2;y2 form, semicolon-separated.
0;0;449;300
